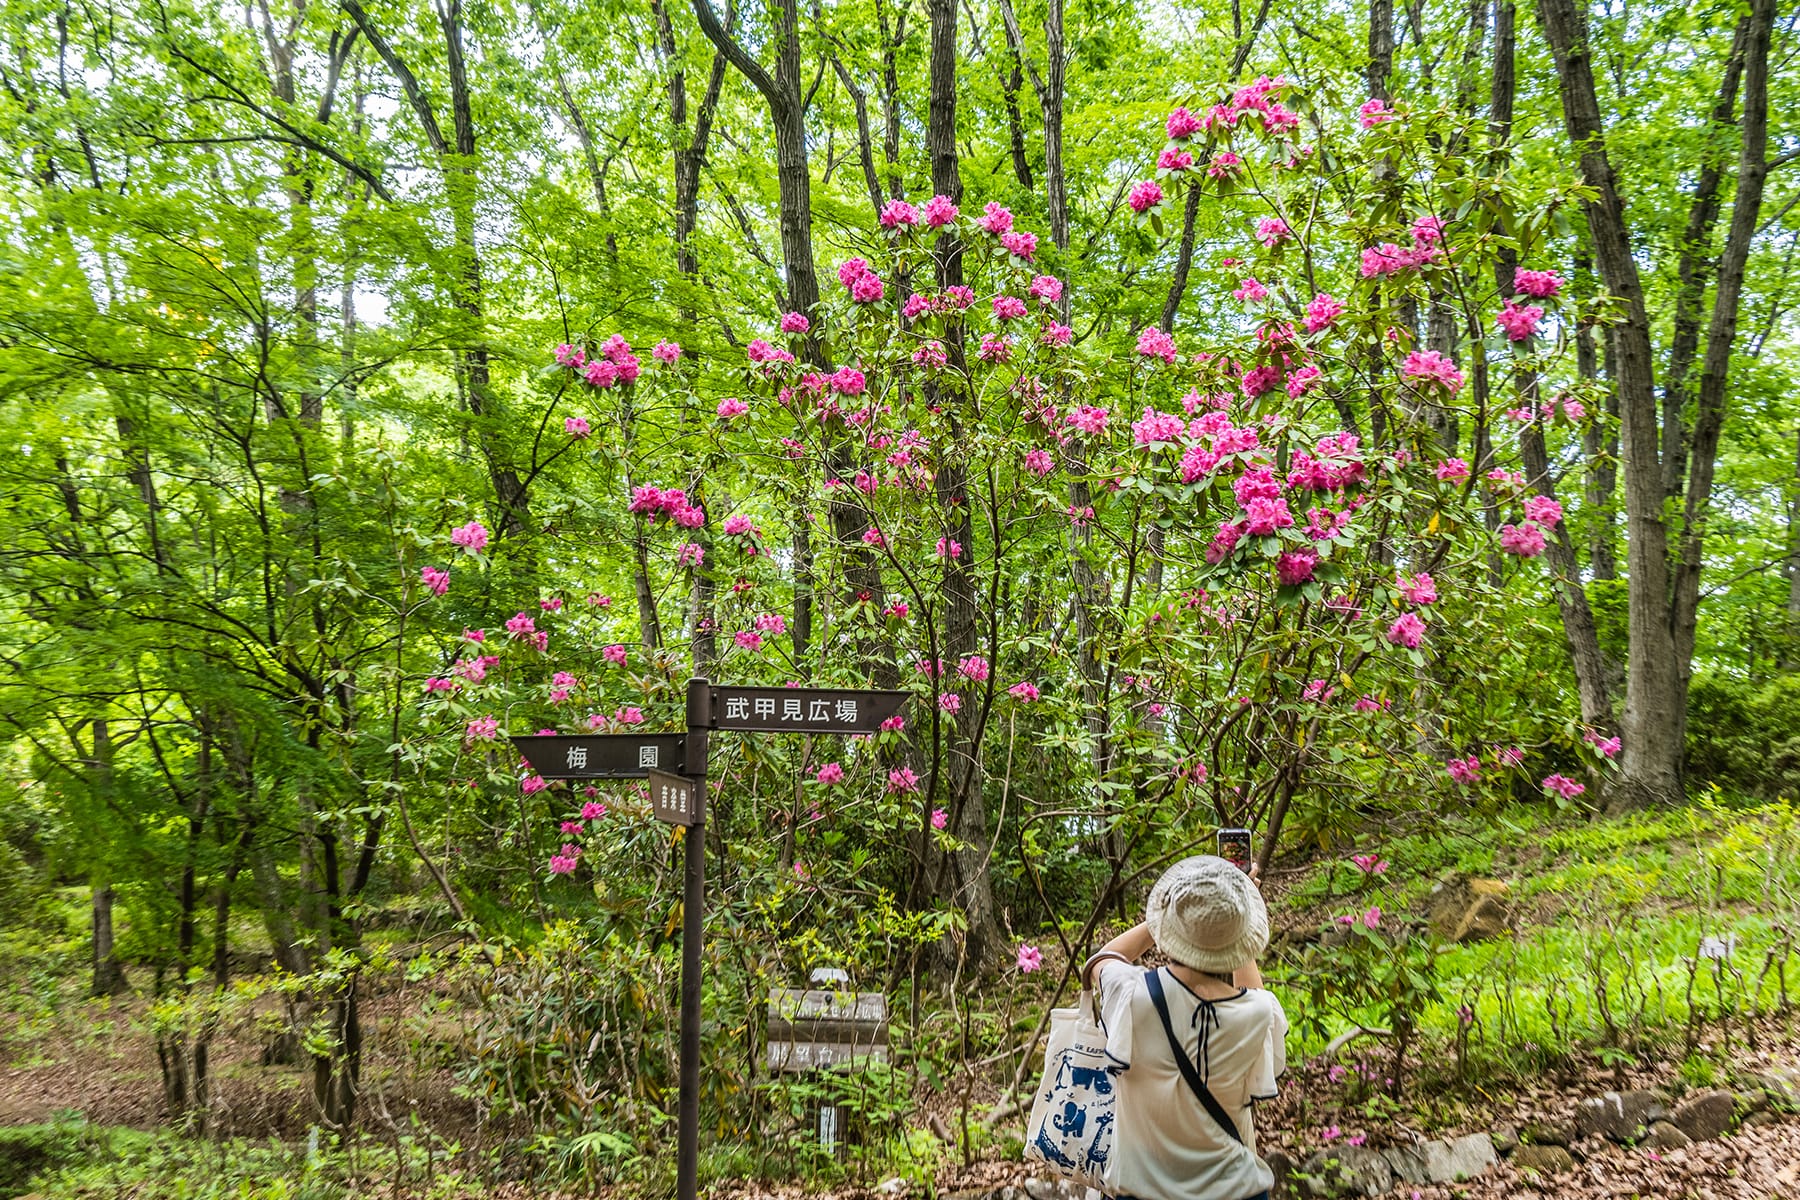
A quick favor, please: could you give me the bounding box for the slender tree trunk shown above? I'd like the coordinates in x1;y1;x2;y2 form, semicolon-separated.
89;884;127;997
1538;0;1680;810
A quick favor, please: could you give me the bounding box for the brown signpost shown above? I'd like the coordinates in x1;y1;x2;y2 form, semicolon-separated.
513;677;906;1200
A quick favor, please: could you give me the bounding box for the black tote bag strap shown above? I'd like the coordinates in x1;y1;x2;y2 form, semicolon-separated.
1145;968;1244;1145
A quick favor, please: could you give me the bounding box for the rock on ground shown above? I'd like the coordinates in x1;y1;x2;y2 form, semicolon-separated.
1574;1088;1667;1143
1670;1088;1736;1141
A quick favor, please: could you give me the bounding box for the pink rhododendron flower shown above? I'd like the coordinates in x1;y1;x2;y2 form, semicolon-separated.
992;294;1027;321
1584;731;1622;758
1353;695;1384;712
1542;774;1586;800
541;597;564;613
505;612;537;640
939;692;962;713
880;199;920;228
1361;242;1416;277
613;706;644;726
1029;275;1064;304
554;343;585;367
466;715;499;741
564;416;591;439
1136;327;1178;364
816;762;845;785
424;677;456;694
1523;495;1564;527
1067;406;1109;436
978;201;1014;234
1127;180;1164;213
602;644;628;667
913;340;948;370
583;359;619;388
1133;408;1184;445
653;340;682;365
420;566;450;596
581;801;606;820
1386;612;1427;649
548;852;578;875
1256;217;1292;248
1041;322;1073;346
1243;496;1296;536
944;285;976;309
830;366;866;395
1513;268;1563;298
780;311;810;333
1233;277;1269;304
1397;573;1438;605
1403;350;1465;392
1009;681;1040;702
923;194;959;228
521;775;549;795
716;397;749;418
1166;106;1202;139
1436;458;1470;482
1358;98;1395;127
1497;746;1525;767
1001;230;1038;260
889;768;920;794
1207;151;1242;178
1447;754;1480;785
1016;944;1043;973
1024;448;1056;476
1495;300;1545;342
958;655;990;682
722;515;753;537
1361;906;1382;929
1157;148;1195;171
929;805;946;827
1286;365;1322;397
560;821;583;834
1304;292;1344;333
734;630;764;651
977;335;1012;363
754;612;788;635
1277;549;1319;585
677;543;704;568
450;520;489;552
1351;854;1389;875
1499;522;1547;557
935;537;963;559
850;272;885;303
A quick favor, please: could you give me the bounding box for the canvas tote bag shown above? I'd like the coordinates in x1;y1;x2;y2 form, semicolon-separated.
1023;988;1117;1188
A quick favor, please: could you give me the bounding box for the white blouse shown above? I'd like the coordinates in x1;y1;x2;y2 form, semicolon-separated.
1093;961;1288;1200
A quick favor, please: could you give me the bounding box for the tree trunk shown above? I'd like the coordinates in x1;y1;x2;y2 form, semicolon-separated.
1538;0;1681;810
89;884;127;997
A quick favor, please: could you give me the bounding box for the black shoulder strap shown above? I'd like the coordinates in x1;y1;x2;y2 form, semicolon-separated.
1145;968;1244;1145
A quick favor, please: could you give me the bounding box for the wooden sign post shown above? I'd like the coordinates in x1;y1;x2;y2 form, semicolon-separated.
514;678;907;1200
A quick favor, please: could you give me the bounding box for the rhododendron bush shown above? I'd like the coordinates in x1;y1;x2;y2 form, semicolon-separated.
411;82;1609;954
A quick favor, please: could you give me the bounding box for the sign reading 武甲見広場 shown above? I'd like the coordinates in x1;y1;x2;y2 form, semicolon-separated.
705;687;907;735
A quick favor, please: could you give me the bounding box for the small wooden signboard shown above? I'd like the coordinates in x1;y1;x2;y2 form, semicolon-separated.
648;767;702;826
766;987;889;1073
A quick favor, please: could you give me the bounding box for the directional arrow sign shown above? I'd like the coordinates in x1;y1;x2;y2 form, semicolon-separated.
509;733;695;780
703;686;908;734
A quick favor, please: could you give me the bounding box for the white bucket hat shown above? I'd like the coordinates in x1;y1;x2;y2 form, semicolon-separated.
1146;854;1269;974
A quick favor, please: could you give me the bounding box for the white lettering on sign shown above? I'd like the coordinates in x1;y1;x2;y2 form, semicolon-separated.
835;699;858;723
725;696;750;721
566;746;588;770
755;697;776;719
783;698;803;720
809;699;832;721
639;745;659;768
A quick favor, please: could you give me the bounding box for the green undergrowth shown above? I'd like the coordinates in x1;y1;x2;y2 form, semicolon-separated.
1269;795;1800;1095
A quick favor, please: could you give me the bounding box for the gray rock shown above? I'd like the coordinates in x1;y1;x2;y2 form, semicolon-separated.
1575;1089;1667;1143
1645;1120;1693;1151
1739;1068;1800;1109
1421;1133;1498;1182
1521;1118;1576;1147
1493;1124;1521;1155
1671;1088;1736;1141
1301;1146;1395;1197
1735;1089;1769;1117
1426;874;1513;943
1510;1144;1576;1174
1741;1109;1784;1130
1266;1149;1295;1200
1022;1179;1084;1200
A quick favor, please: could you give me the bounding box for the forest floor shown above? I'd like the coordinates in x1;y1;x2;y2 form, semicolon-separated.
4;800;1800;1197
